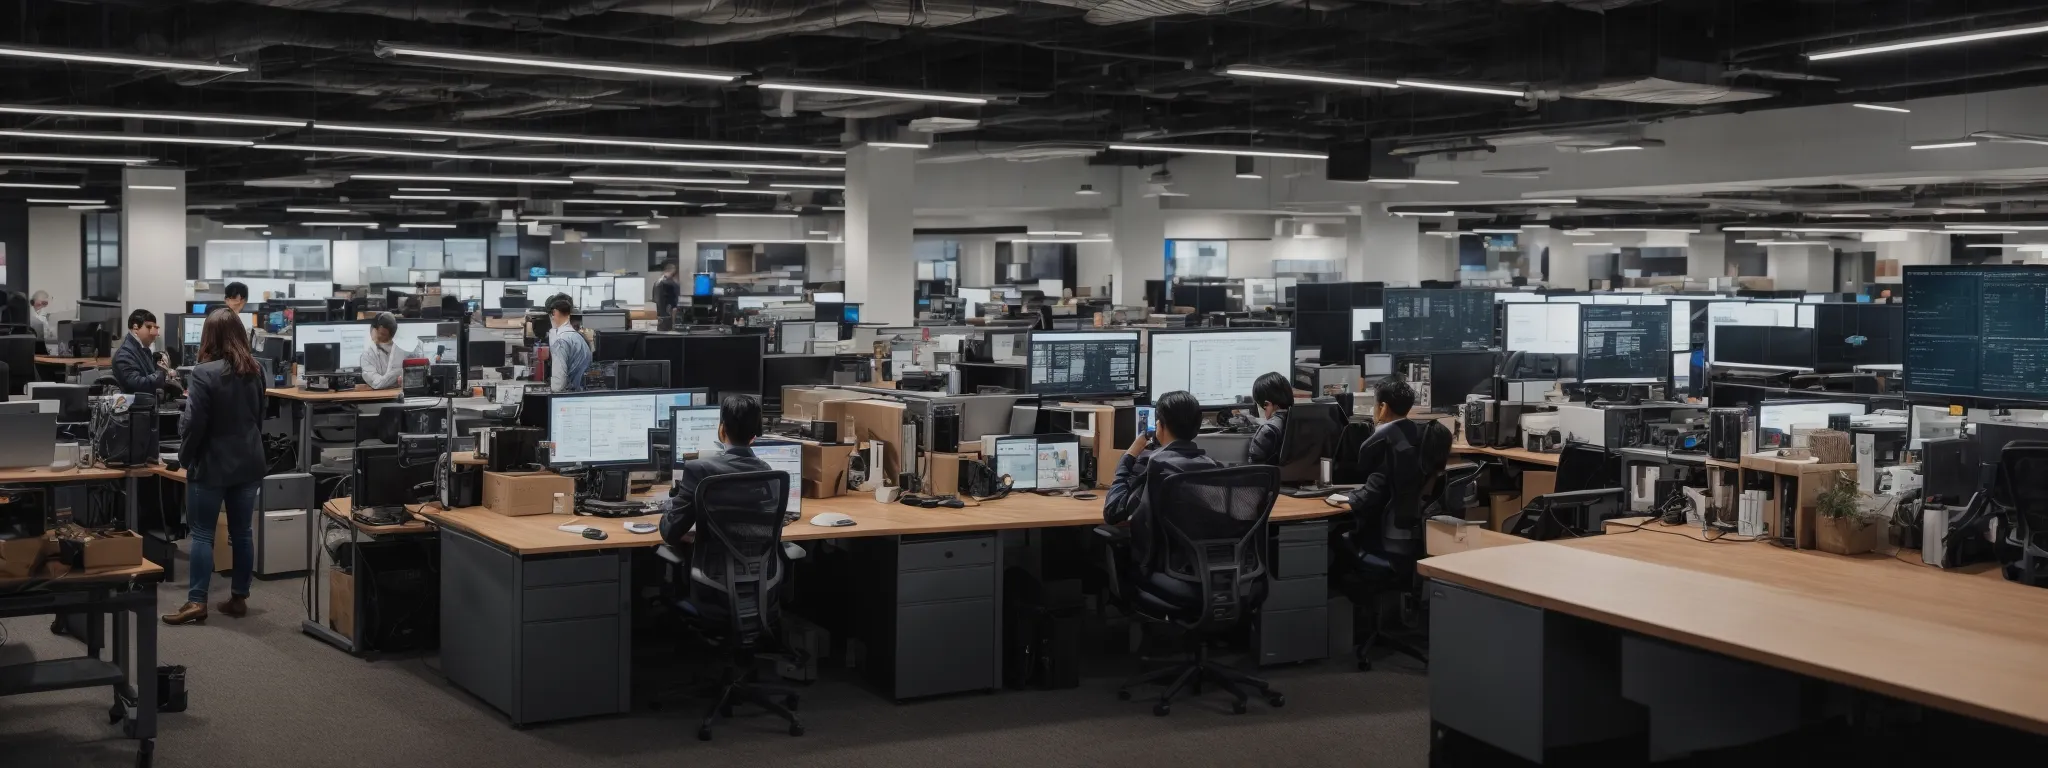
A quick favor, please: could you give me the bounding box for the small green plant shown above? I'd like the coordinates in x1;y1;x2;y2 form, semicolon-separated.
1816;470;1860;520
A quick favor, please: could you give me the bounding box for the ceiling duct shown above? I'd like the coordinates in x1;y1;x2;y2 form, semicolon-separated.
1564;57;1774;106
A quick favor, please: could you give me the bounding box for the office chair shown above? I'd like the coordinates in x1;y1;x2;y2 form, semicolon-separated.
1332;419;1457;671
1995;442;2048;587
1095;464;1285;716
652;470;804;740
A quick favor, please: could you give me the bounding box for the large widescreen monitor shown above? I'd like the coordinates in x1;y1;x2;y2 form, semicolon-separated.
1026;331;1140;398
1383;289;1493;353
1904;264;2048;400
1147;328;1294;408
1503;302;1579;355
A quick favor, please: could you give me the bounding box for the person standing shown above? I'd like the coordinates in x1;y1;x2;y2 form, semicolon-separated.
547;297;592;392
655;261;683;322
164;309;270;625
223;282;248;314
113;310;177;395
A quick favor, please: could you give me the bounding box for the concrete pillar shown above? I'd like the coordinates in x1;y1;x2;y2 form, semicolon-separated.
27;208;82;318
1687;229;1727;281
1354;207;1422;285
1109;166;1166;304
121;168;186;349
958;238;996;288
0;204;24;297
845;146;916;325
1551;241;1597;289
1518;226;1554;284
1872;232;1950;284
1765;243;1831;292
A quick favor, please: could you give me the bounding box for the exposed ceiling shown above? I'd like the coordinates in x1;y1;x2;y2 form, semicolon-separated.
7;0;2048;228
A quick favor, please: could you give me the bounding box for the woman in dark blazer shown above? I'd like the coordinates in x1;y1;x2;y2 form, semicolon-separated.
163;309;270;625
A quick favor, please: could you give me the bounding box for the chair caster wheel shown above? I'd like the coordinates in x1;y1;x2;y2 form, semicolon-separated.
1231;700;1248;715
1117;690;1132;701
1152;703;1171;717
784;695;800;711
1268;694;1286;708
789;724;805;737
697;727;712;741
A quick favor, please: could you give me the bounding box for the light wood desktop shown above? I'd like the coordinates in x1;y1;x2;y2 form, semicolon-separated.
1420;524;2048;735
1451;441;1562;467
265;386;403;403
411;489;1344;556
0;465;132;483
320;498;437;536
34;355;113;368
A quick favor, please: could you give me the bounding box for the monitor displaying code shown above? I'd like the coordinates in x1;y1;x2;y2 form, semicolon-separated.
1383;289;1493;353
1904;265;2048;400
1579;305;1671;382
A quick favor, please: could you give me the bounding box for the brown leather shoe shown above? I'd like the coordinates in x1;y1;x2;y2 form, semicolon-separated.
162;602;207;626
218;595;248;618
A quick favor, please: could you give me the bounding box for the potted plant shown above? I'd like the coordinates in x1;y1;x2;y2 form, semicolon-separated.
1813;471;1884;555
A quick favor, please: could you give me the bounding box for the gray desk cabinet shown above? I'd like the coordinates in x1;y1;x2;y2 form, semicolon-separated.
440;528;633;727
1257;520;1331;666
858;532;1004;700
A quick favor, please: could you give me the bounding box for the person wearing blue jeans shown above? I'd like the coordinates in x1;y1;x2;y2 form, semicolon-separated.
164;310;272;626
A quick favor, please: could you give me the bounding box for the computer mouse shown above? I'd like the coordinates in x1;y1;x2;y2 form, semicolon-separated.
580;528;608;541
1327;493;1351;507
624;521;658;534
810;512;856;527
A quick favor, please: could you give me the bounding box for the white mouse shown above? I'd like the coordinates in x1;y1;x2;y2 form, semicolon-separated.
1326;493;1351;507
624;522;658;534
810;512;856;527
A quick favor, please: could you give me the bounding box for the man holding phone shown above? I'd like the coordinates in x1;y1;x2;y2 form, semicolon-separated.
1104;391;1219;572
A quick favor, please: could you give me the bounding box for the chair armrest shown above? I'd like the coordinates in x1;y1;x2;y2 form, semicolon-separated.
655;544;684;565
1092;524;1130;543
1093;525;1131;602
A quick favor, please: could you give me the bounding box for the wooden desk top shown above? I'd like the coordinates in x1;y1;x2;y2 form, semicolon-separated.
0;465;131;483
417;490;1344;556
266;386;402;403
140;465;186;483
33;355;112;367
0;560;165;589
1421;530;2048;735
1452;442;1562;467
1425;518;1532;557
320;498;439;535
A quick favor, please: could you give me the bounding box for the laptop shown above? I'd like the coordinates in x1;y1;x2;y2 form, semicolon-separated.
0;413;59;469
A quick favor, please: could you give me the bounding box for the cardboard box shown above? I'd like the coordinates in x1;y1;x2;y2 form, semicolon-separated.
329;568;354;637
801;441;856;499
839;399;908;481
81;530;143;572
482;471;577;516
1488;492;1521;531
1519;471;1557;513
783;388;875;422
0;535;52;578
922;452;976;497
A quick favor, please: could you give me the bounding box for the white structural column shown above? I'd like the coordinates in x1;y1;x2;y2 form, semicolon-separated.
1550;242;1595;289
1353;207;1421;284
121;168;186;344
1765;243;1832;292
1518;226;1555;284
1687;230;1728;281
844;145;916;325
1109;166;1165;305
1872;232;1950;285
27;207;82;314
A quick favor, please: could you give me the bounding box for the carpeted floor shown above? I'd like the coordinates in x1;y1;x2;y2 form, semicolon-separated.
0;551;1430;768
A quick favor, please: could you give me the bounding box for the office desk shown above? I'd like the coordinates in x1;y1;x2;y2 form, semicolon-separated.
307;499;437;656
1419;530;2048;761
1452;442;1562;468
267;387;400;473
34;355;113;382
0;561;165;763
418;490;1342;726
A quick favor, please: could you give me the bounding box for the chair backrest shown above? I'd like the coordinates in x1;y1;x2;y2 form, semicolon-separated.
690;469;792;646
1998;442;2048;535
1147;464;1279;630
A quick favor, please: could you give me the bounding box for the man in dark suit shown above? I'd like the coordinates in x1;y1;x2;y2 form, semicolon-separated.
1349;376;1433;534
661;394;772;549
1246;371;1294;465
1104;390;1220;570
113;309;177;396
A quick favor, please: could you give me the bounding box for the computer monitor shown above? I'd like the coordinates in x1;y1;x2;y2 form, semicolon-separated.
1428;351;1498;412
1755;399;1868;449
753;440;804;514
612;276;647;308
992;435;1083;491
762;354;836;411
1026;330;1141;399
1383;289;1494;353
593;330;646;362
467;339;507;368
583;311;630;332
180;314;207;346
1554;443;1614;493
676;334;765;399
692;273;714;297
1811;303;1903;373
842;304;861;324
616;359;670;390
669;404;723;461
76;299;122;328
651;389;710;426
293;321;375;368
1275;403;1343;485
187;301;211;314
546;390;664;467
1713;325;1815;369
26;383;90;423
1350;307;1385;342
1146;328;1294;408
1578;304;1671;382
1504;302;1578;355
777;320;816;354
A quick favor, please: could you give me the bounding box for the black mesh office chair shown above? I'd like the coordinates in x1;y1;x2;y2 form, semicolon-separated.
1333;419;1457;671
1096;464;1285;716
1995;442;2048;587
653;470;803;740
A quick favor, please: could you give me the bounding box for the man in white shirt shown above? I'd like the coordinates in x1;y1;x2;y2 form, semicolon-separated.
359;312;407;390
27;290;55;344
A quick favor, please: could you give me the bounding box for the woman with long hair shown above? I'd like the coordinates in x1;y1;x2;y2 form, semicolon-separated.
164;309;270;625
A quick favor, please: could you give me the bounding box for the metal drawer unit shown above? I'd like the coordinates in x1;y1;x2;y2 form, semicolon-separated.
439;528;633;727
1258;520;1330;666
858;533;1003;700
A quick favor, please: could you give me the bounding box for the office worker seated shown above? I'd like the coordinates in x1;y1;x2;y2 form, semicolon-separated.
114;309;179;395
1246;371;1295;465
223;281;248;315
1104;391;1221;570
359;312;406;390
1349;376;1434;532
661;395;772;550
547;298;591;393
27;290;55;344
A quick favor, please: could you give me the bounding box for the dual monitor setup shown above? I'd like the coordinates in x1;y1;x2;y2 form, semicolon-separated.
1022;327;1298;406
538;388;802;512
291;320;466;374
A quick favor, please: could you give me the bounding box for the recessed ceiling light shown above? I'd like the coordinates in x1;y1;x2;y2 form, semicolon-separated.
1817;213;1875;218
316;123;841;156
0;44;246;73
758;81;989;105
69;204;111;210
866;141;929;150
0;129;254;146
126;185;177;191
569;175;751;185
222;224;266;229
261;231;273;235
1222;66;1400;89
397;187;450;192
254;144;842;173
0;103;303;127
1808;22;2048;62
1236;173;1263;179
1107;143;1327;160
377;44;741;82
1852;103;1911;114
1472;228;1521;234
0;153;151;165
808;229;831;235
351;174;570;185
1393;79;1525;98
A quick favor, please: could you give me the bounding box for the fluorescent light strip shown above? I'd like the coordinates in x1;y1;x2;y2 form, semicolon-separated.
0;129;253;146
397;187;450;192
1106;143;1327;160
1582;145;1645;153
1394;79;1525;97
1365;178;1459;185
1573;242;1617;246
715;212;798;218
1817;213;1875;218
286;207;353;214
1472;229;1521;234
222;224;266;229
569;175;750;185
758;82;987;105
314;122;841;157
27;198;103;204
0;44;246;73
1948;229;2020;235
351;173;570;185
689;188;783;196
380;44;739;82
635;224;660;229
397;223;458;229
0;104;303;127
1576;228;1702;234
562;199;696;206
0;153;150;165
1911;141;1977;150
389;194;522;201
866;142;929;149
1964;244;2027;249
1027;230;1084;236
69;204;110;210
1852;103;1911;114
0;182;81;189
126;185;177;191
301;221;379;227
1947;224;2048;231
1012;238;1111;244
1236;173;1263;179
769;183;846;190
1808;22;2048;62
1392;211;1459;217
1222;66;1400;89
253;144;843;172
551;238;643;244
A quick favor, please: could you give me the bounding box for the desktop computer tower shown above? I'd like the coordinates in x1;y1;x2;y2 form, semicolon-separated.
1708;408;1747;461
255;473;313;576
